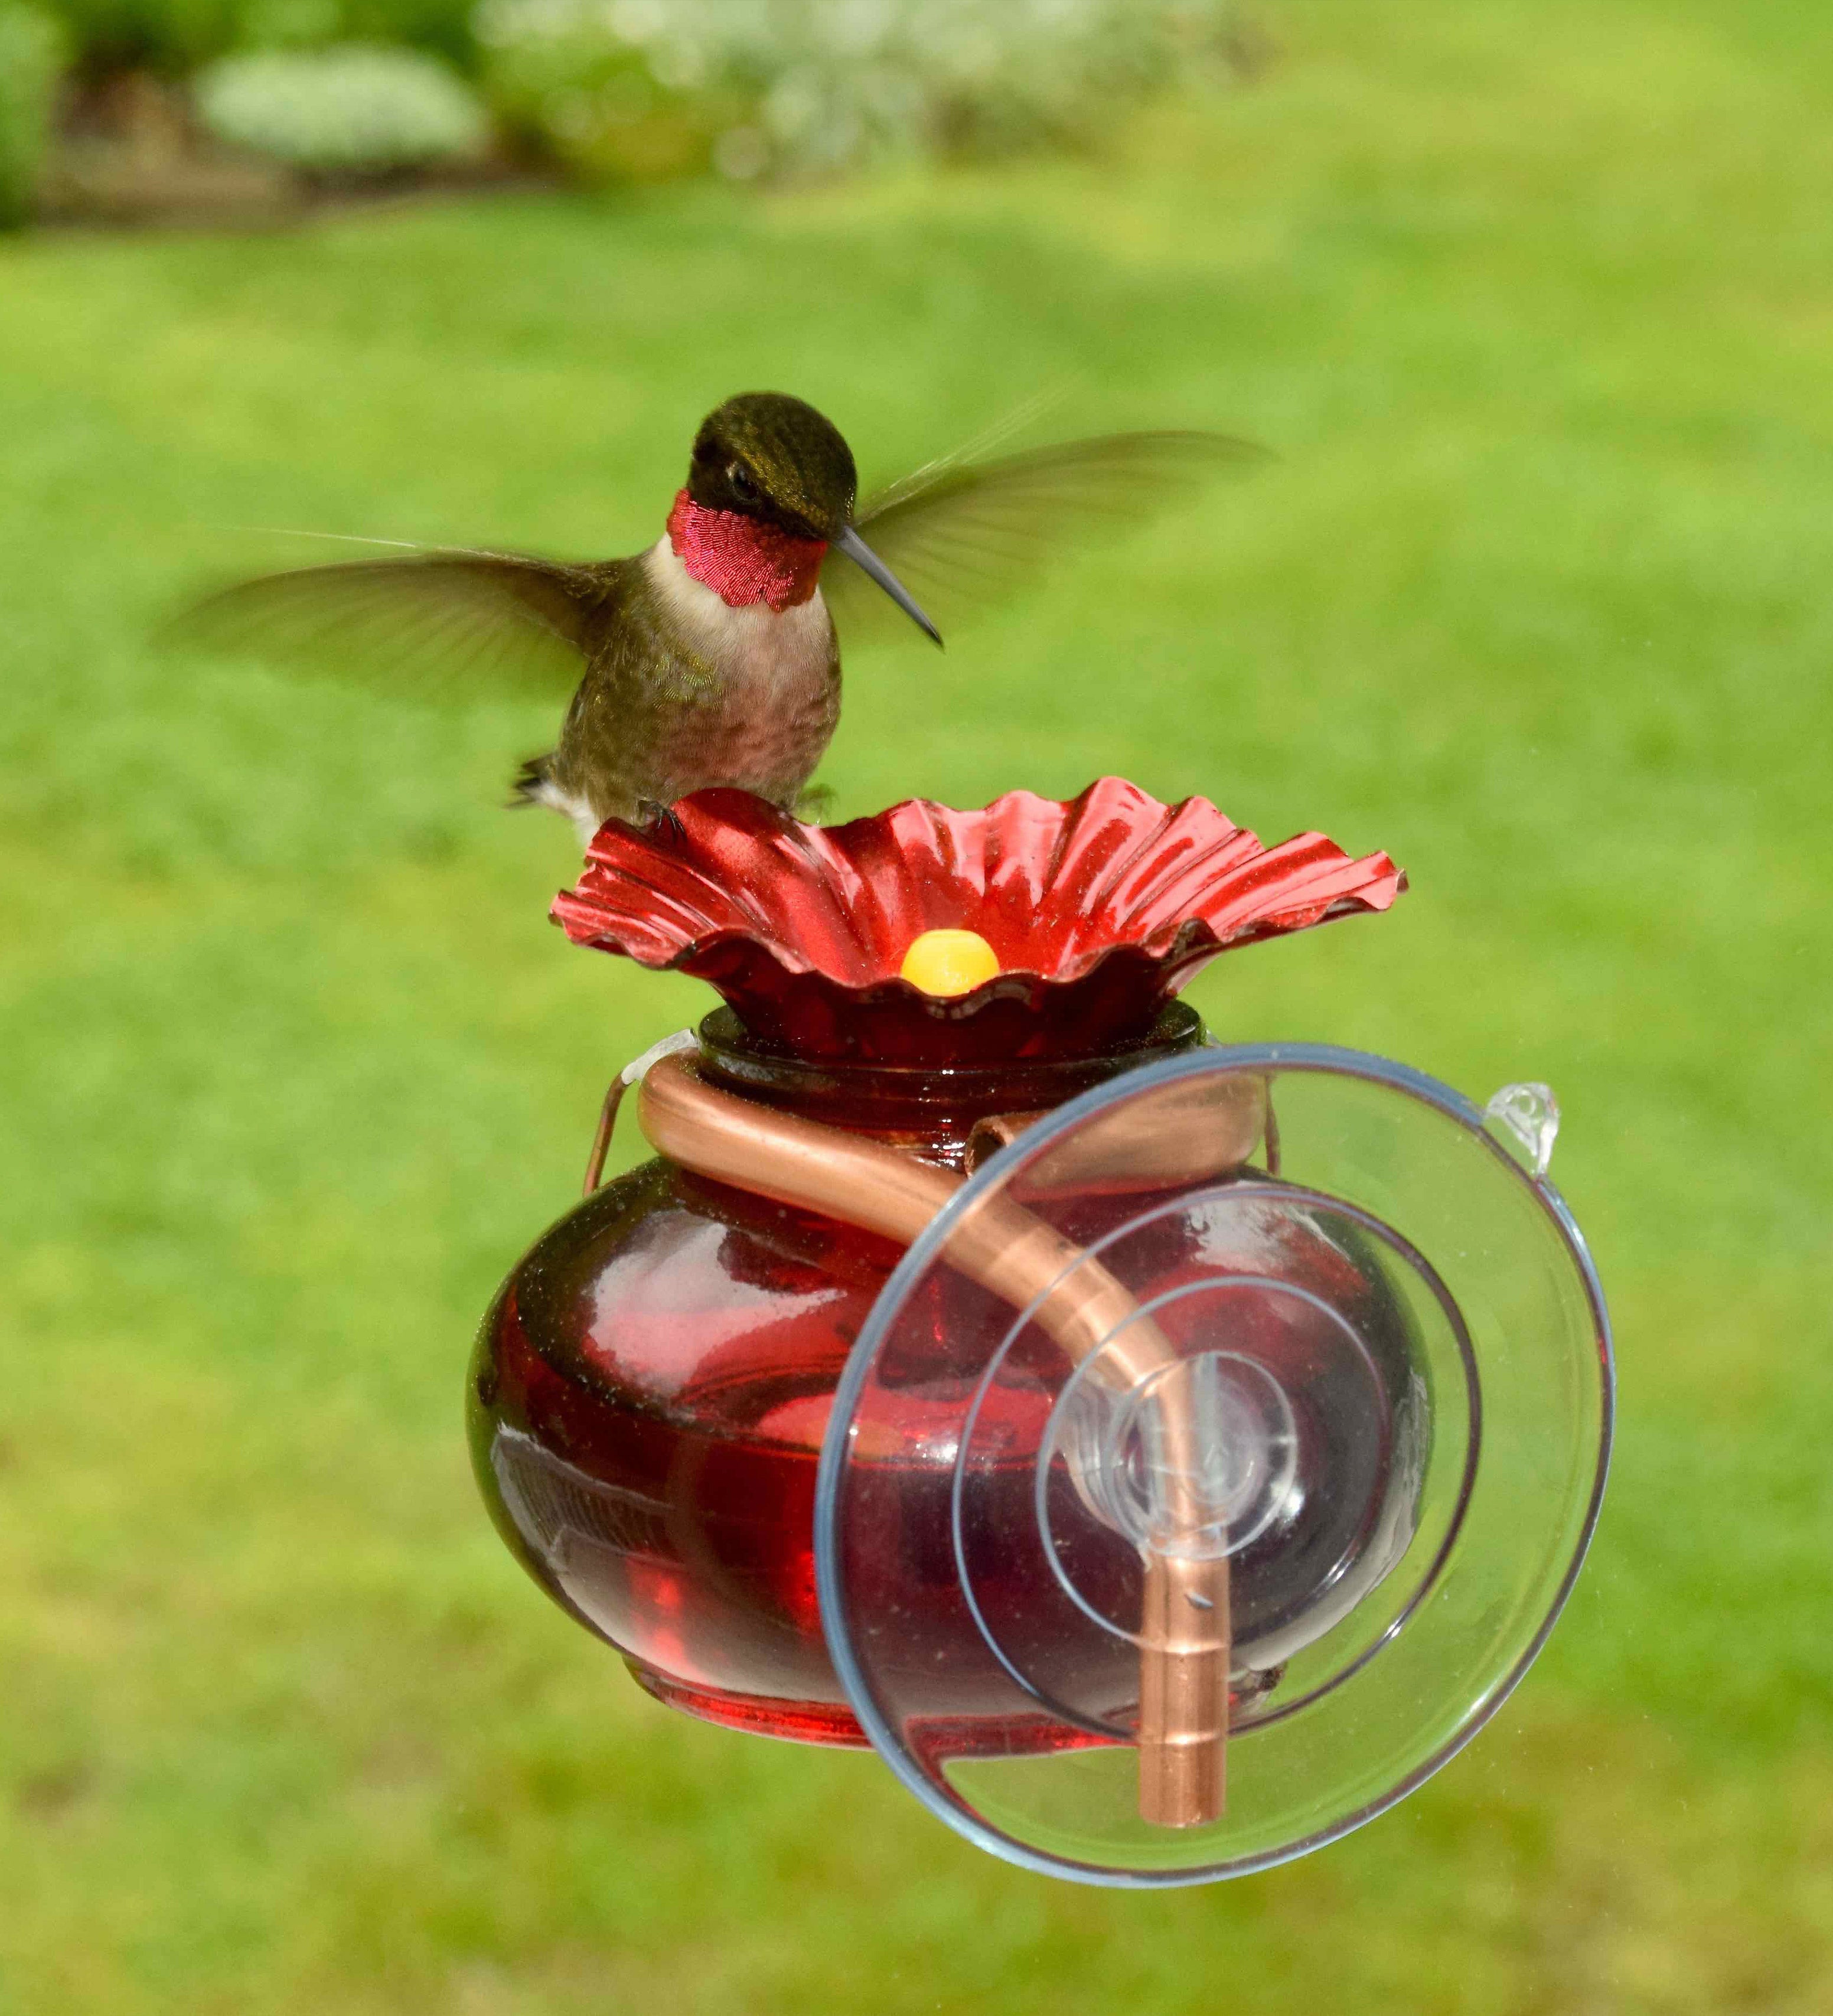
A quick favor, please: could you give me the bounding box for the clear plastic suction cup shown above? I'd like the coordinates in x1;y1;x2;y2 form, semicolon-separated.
813;1043;1612;1885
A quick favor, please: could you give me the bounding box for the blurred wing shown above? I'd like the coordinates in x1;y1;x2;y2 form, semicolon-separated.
163;546;612;699
820;430;1266;646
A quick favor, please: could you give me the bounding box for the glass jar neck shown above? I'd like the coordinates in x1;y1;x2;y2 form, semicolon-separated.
693;1002;1205;1165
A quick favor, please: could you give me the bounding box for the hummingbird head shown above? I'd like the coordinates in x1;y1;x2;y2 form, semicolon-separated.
689;392;857;541
683;392;942;644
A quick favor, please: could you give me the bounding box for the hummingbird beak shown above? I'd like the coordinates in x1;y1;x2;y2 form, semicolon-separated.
833;526;943;647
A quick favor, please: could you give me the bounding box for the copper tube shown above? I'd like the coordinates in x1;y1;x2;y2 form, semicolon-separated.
635;1052;1228;1826
964;1074;1267;1188
1009;1071;1269;1195
637;1053;960;1244
963;1109;1051;1173
637;1058;1178;1392
1137;1552;1231;1826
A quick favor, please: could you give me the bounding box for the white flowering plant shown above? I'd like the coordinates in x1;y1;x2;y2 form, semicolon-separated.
195;41;490;175
474;0;1240;184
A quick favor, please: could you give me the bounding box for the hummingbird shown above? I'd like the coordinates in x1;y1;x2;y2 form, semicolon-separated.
171;392;1260;841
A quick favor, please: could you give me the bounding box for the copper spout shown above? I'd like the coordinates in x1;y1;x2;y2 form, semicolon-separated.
636;1052;959;1244
1138;1552;1231;1825
974;1070;1268;1194
635;1052;1231;1826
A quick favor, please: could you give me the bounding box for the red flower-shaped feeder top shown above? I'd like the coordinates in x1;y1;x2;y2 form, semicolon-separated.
552;778;1404;1063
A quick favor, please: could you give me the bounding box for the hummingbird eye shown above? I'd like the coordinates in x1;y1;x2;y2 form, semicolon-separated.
727;462;759;503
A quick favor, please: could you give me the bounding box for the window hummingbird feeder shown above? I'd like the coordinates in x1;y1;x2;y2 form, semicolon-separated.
469;778;1612;1885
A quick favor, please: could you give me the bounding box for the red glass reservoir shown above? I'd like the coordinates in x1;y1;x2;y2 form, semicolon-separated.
468;1004;1209;1747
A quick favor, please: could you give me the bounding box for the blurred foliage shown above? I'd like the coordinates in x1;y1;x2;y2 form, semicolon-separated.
42;0;479;75
0;4;66;225
475;0;1243;184
46;0;237;73
34;0;1245;213
195;42;487;175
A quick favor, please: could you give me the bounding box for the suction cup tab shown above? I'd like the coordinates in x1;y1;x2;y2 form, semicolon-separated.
814;1043;1610;1886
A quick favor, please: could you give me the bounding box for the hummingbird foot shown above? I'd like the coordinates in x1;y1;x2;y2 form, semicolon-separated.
635;799;688;846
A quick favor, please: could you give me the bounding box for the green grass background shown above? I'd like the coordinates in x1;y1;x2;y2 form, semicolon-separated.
3;0;1831;2007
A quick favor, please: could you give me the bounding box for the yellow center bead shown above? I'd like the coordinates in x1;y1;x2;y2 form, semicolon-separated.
899;928;1001;997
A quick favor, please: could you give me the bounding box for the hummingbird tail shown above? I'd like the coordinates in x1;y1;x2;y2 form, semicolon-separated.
509;751;558;808
511;752;603;846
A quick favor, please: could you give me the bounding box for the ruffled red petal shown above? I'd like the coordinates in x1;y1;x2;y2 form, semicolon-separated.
552;779;1403;1062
